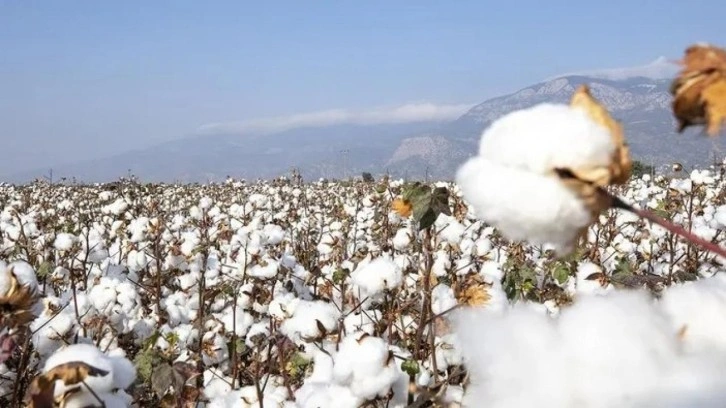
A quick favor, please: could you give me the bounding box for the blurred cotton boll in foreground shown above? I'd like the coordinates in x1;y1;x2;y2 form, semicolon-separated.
452;277;726;408
456;86;630;255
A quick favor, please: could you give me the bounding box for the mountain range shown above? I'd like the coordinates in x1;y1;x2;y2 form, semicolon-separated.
6;67;724;184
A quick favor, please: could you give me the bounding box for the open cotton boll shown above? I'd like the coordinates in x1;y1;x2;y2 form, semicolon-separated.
54;232;77;251
456;103;617;254
435;214;466;246
350;256;403;299
574;261;612;295
42;343;136;402
431;284;457;315
333;332;406;402
279;299;340;342
392;228;412;250
0;260;39;295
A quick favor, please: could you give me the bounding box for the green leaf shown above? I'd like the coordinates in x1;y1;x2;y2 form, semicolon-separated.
552;264;570;285
286;352;311;377
610;257;634;286
653;199;669;219
430;187;451;216
133;347;163;383
332;268;348;284
401;183;452;231
36;261;52;280
417;209;438;231
401;358;420;376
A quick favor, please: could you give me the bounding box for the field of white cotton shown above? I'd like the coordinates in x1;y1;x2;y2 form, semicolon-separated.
2;42;726;408
1;162;726;407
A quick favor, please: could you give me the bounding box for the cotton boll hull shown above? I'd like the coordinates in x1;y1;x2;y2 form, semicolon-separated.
456;157;593;255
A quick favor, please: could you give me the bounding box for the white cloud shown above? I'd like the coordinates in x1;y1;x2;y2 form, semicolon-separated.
548;56;680;81
195;102;474;135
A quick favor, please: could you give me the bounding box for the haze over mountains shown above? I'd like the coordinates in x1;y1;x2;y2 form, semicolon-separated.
6;58;724;184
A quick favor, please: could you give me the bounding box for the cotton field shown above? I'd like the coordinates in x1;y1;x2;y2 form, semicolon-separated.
2;164;726;407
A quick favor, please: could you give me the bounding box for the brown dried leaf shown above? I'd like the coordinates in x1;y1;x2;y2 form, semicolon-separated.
671;43;726;136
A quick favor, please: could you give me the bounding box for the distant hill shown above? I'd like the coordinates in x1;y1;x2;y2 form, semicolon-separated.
6;74;724;184
384;75;724;180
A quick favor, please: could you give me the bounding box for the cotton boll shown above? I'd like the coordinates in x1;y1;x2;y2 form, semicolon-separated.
295;383;361;408
43;343;135;400
431;253;451;277
1;260;39;294
248;257;279;279
478;103;614;175
556;292;676;403
279;300;340;342
350;256;403;299
263;224;285;245
218;306;254;337
333;333;406;402
60;392;131;408
392;228;412;250
203;368;234;401
54;233;77;251
436;215;466;246
453;284;726;408
457;103;616;255
455;303;565;407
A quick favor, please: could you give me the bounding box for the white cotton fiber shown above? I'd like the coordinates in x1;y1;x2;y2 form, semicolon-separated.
457;157;592;254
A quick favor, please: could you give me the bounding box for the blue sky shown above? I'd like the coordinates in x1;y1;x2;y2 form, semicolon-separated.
1;0;725;174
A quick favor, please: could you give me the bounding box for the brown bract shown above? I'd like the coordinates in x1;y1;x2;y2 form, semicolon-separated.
671;43;726;136
0;266;39;328
26;362;110;408
554;85;633;219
